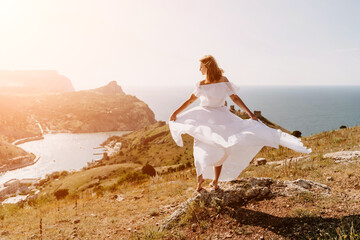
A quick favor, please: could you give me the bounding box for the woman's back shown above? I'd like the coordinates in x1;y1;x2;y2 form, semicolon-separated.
192;80;239;107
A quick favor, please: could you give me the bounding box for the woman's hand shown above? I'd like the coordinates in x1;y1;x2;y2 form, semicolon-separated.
169;113;177;121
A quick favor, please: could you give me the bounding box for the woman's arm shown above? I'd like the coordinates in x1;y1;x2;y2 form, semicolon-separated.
230;94;258;121
169;94;198;121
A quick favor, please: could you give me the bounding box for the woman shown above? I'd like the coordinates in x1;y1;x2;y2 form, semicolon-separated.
169;55;311;192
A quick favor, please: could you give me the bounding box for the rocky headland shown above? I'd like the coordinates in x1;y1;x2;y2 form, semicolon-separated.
0;70;74;94
0;80;156;171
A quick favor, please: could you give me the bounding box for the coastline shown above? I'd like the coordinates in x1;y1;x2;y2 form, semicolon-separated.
0;155;40;174
11;135;44;145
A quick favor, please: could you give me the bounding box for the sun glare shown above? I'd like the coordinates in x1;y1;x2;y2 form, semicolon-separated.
0;1;19;23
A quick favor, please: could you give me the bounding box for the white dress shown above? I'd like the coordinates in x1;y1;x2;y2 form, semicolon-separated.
169;80;312;181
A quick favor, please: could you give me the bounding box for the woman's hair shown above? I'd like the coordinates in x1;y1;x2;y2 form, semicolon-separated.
200;55;224;83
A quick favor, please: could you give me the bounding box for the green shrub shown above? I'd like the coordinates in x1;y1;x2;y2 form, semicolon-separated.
117;171;149;185
60;170;69;177
292;130;302;138
167;167;175;173
176;164;186;171
54;189;69;200
107;183;119;192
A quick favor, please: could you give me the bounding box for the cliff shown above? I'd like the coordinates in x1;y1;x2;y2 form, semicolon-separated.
0;81;156;140
0;70;74;93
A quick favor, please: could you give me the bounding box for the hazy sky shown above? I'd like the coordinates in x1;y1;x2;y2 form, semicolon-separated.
0;0;359;90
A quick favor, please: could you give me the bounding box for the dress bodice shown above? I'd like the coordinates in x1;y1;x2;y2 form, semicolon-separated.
191;81;239;107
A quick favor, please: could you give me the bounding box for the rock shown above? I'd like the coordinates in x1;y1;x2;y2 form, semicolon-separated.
73;219;80;224
278;179;331;197
161;177;331;230
326;176;334;181
191;223;197;231
254;158;267;166
113;194;124;202
323;151;360;163
293;179;312;189
267;156;309;167
142;163;157;177
1;230;9;236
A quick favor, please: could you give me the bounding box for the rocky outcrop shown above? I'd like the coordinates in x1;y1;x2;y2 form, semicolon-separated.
323;151;360;163
162;177;331;229
89;81;125;95
0;70;74;93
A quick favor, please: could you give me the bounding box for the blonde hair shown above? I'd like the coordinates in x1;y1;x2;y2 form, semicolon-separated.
200;55;224;83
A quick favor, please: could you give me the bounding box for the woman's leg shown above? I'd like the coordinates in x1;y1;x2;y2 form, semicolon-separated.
211;165;222;189
197;174;204;192
210;150;228;189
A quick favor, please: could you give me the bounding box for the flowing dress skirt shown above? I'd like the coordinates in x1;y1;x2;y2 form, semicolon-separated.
169;105;311;181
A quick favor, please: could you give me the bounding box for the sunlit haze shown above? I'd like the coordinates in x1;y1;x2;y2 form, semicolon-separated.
0;0;359;90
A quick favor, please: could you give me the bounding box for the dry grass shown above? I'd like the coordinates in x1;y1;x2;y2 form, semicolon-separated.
2;125;360;239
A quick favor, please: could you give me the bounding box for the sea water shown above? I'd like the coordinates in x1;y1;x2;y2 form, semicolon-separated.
123;85;360;136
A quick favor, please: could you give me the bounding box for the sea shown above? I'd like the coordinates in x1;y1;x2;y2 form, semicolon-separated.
123;85;360;137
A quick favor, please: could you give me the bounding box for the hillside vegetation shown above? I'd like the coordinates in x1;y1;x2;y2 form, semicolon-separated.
1;120;359;239
0;81;156;143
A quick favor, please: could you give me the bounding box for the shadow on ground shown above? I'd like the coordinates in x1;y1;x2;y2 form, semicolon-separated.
230;208;360;239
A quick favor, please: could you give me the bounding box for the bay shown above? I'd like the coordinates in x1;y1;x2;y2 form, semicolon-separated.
0;131;129;185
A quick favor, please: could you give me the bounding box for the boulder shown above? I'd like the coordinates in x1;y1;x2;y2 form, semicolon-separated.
254;158;267;166
323;151;360;163
161;177;331;230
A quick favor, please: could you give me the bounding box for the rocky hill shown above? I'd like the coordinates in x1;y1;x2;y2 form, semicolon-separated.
0;81;156;142
1;123;360;239
0;70;74;93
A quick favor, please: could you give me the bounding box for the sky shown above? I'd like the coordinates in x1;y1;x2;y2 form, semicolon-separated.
0;0;359;90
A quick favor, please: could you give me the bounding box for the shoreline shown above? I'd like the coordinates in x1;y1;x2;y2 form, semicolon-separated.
12;135;44;145
0;155;40;174
1;129;131;175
